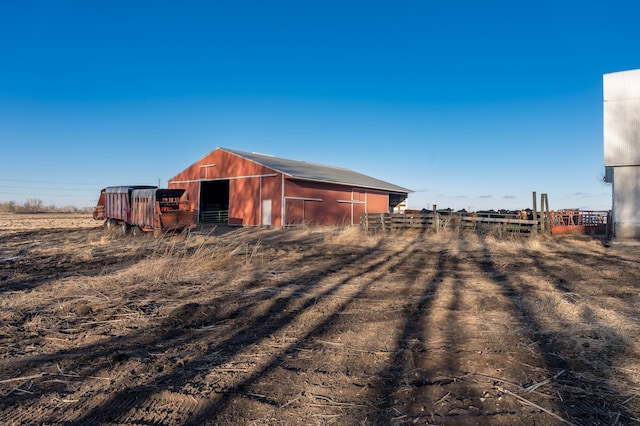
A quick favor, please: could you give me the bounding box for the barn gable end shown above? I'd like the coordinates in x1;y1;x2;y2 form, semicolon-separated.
168;147;411;227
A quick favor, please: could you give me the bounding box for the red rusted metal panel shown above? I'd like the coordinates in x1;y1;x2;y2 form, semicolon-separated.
104;186;150;223
130;188;156;228
94;186;192;233
156;189;193;231
550;210;611;236
93;190;106;220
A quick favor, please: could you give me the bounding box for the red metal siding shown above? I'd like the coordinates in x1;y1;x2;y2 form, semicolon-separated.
130;191;155;228
229;177;260;226
365;191;390;213
170;149;277;182
284;180;389;225
105;188;131;222
261;175;281;226
169;149;284;226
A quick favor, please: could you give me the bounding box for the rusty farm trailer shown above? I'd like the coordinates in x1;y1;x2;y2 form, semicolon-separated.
93;186;193;236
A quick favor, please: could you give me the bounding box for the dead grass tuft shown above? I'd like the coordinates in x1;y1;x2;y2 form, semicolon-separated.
324;226;384;247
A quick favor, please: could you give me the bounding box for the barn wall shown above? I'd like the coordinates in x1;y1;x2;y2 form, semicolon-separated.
612;166;640;239
168;149;284;226
366;191;392;213
284;180;390;226
170;149;278;182
261;175;282;226
229;177;260;225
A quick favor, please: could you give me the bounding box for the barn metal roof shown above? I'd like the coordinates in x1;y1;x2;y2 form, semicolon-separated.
221;147;412;194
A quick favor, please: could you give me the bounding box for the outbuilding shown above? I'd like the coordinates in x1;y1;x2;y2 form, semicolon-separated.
168;147;411;226
604;69;640;239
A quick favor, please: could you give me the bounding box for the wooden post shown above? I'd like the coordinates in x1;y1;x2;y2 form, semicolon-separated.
539;193;545;233
433;204;439;233
543;193;551;234
532;192;538;235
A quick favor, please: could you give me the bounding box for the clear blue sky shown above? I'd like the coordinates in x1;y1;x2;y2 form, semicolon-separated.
0;1;636;211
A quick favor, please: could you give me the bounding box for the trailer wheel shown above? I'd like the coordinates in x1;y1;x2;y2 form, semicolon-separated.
105;219;116;230
121;222;130;236
152;229;161;239
131;226;142;236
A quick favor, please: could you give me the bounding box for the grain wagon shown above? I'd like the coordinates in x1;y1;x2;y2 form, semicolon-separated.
93;186;193;236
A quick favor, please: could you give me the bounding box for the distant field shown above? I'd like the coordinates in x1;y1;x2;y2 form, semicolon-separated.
1;213;639;425
0;212;97;232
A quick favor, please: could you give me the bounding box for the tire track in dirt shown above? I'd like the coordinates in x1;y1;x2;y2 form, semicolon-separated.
229;242;442;423
374;240;502;424
0;228;150;294
472;236;631;425
182;237;431;424
369;236;613;424
42;237;419;425
517;240;638;423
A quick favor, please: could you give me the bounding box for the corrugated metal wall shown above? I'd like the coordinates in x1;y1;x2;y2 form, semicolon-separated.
130;189;156;228
104;187;131;222
604;70;640;239
612;166;640;239
604;70;640;166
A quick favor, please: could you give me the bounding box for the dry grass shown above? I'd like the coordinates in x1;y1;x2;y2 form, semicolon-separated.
1;214;640;425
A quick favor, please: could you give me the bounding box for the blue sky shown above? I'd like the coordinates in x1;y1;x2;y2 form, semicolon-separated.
0;1;636;211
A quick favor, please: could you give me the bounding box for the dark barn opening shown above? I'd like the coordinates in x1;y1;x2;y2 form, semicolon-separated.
199;180;230;224
389;192;408;213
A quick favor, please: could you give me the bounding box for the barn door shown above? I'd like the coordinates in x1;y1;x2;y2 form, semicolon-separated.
262;199;272;226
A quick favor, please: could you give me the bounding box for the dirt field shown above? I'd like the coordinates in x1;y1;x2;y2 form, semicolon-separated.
1;212;640;425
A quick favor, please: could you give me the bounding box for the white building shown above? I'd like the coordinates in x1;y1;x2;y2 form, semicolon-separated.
604;69;640;239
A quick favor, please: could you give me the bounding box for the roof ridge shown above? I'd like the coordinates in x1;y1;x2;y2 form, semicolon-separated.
299;160;353;172
223;147;354;172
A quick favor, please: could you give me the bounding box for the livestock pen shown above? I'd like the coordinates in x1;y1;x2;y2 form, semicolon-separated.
361;209;612;238
360;211;538;236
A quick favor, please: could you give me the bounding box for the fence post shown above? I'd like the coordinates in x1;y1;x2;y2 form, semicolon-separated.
532;192;538;235
538;193;545;234
543;193;551;234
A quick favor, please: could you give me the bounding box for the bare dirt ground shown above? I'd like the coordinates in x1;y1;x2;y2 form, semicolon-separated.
1;212;640;425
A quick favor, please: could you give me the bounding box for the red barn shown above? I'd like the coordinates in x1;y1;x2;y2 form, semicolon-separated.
168;147;411;226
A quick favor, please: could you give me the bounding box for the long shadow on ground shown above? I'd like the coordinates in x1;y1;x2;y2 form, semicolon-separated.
476;237;631;424
2;236;420;424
